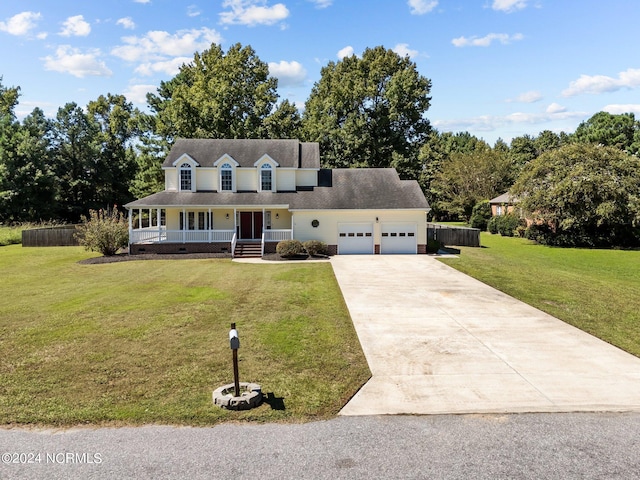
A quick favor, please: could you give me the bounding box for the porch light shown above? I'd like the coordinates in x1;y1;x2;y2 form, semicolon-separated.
275;213;279;219
226;213;230;219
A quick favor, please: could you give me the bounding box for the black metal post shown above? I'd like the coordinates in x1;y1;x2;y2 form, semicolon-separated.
231;322;240;397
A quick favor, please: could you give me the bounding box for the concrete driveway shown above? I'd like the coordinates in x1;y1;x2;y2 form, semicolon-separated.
331;255;640;416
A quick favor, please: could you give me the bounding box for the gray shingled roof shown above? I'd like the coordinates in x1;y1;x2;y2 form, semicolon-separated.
126;168;429;211
489;192;517;204
164;138;320;169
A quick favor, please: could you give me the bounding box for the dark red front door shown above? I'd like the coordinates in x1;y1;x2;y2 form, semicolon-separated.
239;212;263;239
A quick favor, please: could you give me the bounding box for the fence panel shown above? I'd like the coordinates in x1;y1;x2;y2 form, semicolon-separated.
427;224;480;247
22;226;80;247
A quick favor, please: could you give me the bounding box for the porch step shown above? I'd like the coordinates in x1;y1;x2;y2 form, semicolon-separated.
234;242;262;258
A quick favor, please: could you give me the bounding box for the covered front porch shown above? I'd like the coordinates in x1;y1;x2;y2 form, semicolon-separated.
127;206;292;256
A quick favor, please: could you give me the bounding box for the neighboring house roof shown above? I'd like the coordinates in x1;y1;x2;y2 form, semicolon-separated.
164;138;320;169
126;168;429;211
489;192;517;204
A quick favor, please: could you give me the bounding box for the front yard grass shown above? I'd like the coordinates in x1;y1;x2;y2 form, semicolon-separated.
0;245;370;427
439;233;640;357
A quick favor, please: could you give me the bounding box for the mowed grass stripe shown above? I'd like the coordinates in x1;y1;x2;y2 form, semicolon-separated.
0;246;370;426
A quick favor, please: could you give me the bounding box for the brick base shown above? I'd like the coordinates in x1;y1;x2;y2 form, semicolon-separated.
327;244;338;256
130;242;232;255
418;244;427;254
263;242;278;254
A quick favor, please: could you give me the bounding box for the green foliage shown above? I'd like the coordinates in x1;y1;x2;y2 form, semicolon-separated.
512;143;640;247
574;111;639;153
432;145;514;221
496;214;523;237
276;239;306;257
487;216;499;234
148;43;297;140
75;206;129;256
303;46;431;171
426;238;443;253
303;240;329;256
469;200;492;231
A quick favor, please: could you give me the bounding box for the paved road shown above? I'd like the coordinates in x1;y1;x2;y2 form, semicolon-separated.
331;255;640;415
2;413;640;479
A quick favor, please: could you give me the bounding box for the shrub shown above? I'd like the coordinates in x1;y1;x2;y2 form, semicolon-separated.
497;214;521;237
276;239;305;257
75;206;129;256
469;200;492;231
427;238;443;253
487;216;499;234
303;240;329;256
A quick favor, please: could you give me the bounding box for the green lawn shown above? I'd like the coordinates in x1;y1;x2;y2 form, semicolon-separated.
0;245;370;427
439;233;640;357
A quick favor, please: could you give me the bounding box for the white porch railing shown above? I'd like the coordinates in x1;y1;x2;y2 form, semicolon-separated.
263;229;293;242
231;232;237;259
130;228;235;244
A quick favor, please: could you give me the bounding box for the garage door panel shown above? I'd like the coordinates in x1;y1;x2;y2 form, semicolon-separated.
339;223;374;254
381;223;417;254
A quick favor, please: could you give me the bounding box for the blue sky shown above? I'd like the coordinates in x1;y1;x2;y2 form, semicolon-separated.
1;0;639;144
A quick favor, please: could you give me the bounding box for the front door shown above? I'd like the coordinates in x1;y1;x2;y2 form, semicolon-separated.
239;212;263;239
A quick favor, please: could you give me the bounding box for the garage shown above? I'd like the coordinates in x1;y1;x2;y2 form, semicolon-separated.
381;223;417;254
338;223;374;254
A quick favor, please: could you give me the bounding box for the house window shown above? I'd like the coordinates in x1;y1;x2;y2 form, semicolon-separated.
220;163;233;191
260;164;273;191
180;163;193;191
496;206;503;216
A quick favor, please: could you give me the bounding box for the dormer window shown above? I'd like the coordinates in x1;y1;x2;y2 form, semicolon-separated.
260;164;273;192
180;163;193;191
220;163;233;191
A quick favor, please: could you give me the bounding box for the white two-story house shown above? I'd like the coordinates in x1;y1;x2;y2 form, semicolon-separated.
125;138;430;256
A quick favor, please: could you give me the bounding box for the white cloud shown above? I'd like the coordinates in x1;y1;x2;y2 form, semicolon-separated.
408;0;438;15
0;11;42;36
187;5;201;17
134;0;151;3
134;57;192;76
508;91;542;103
42;45;112;78
220;0;289;27
59;15;91;37
433;108;586;133
562;68;640;97
116;17;136;30
337;45;354;59
492;0;527;13
393;43;419;59
111;27;222;63
602;104;640;115
268;60;307;87
546;103;567;114
452;33;523;47
308;0;332;8
123;84;157;104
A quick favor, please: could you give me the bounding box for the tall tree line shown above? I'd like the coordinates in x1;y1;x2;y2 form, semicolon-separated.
1;43;640;245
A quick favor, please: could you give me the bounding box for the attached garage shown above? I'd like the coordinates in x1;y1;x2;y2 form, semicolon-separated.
338;223;374;254
381;223;417;254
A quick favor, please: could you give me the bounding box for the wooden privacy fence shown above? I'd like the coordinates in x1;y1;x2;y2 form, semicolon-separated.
22;225;80;247
427;224;481;247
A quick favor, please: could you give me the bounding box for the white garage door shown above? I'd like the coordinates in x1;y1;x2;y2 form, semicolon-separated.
338;223;374;254
381;223;417;254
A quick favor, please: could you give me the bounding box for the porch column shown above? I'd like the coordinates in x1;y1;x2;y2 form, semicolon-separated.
128;208;133;238
138;208;142;229
208;208;212;243
156;208;161;229
148;208;152;227
182;208;186;243
233;208;237;236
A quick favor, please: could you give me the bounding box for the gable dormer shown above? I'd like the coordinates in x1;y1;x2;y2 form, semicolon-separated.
214;154;240;192
172;154;199;192
254;154;279;192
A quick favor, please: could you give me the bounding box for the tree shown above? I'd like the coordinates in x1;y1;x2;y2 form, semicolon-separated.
431;145;514;221
573;111;638;153
303;46;431;170
87;94;139;207
512;143;640;247
50;102;101;221
147;43;298;140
